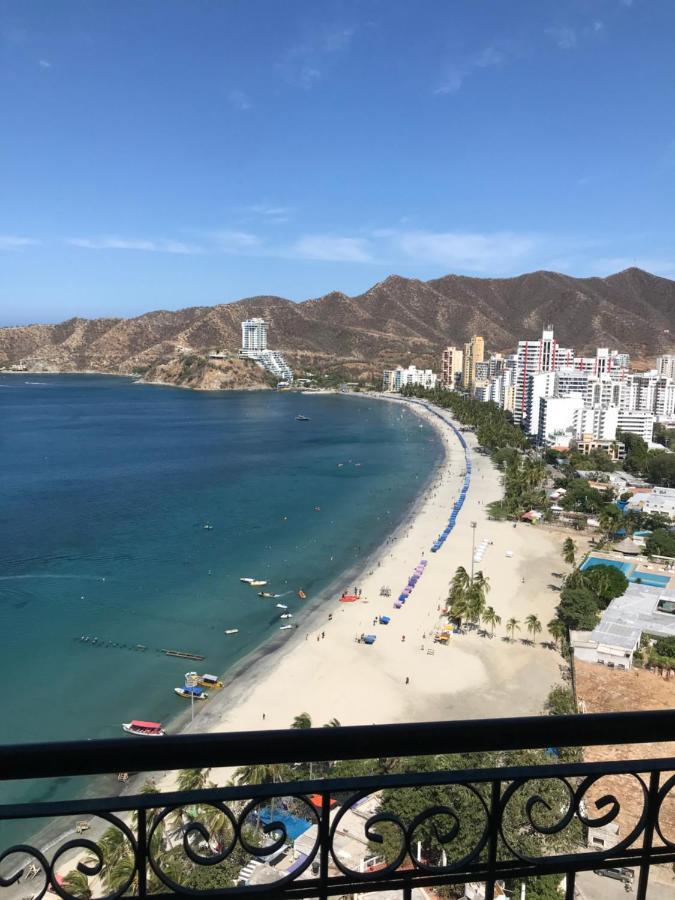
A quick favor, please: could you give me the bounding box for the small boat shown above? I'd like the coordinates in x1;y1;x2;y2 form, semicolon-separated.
250;579;268;587
298;590;306;599
174;686;208;700
240;577;255;584
203;524;213;530
295;415;310;421
258;591;275;598
279;625;293;631
280;613;293;619
224;629;239;635
122;720;165;737
276;603;288;609
197;674;223;689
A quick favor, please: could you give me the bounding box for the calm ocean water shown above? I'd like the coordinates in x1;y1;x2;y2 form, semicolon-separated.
0;376;441;755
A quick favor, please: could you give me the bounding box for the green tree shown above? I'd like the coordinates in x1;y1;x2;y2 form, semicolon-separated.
524;614;542;644
582;564;629;607
481;606;501;638
61;870;92;900
506;618;520;641
547;618;567;651
561;538;576;567
177;768;211;792
619;431;649;474
323;717;341;727
233;762;289;787
646;528;675;559
545;685;576;716
291;712;313;729
557;586;599;631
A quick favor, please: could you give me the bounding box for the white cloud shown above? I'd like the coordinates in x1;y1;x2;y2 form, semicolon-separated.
210;230;261;252
391;230;536;272
546;25;577;49
0;235;40;250
279;25;355;89
288;235;372;262
228;89;251;111
38;59;51;68
68;236;202;254
435;44;506;95
243;204;293;224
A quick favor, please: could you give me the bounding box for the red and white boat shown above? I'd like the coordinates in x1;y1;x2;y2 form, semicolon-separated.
122;720;165;737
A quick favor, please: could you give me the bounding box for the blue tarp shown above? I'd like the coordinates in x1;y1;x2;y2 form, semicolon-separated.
379;616;391;624
363;634;376;644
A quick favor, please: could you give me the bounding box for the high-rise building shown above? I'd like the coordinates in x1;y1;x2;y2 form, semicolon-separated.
239;317;293;383
241;318;269;352
621;372;675;420
513;327;574;425
441;347;463;389
462;336;484;390
656;355;675;380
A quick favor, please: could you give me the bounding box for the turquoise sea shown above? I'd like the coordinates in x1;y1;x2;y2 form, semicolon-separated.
0;376;441;756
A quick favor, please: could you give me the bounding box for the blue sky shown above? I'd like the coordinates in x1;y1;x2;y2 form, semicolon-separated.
2;0;675;324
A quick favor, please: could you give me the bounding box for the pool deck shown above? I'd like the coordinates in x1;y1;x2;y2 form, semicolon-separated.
581;550;674;590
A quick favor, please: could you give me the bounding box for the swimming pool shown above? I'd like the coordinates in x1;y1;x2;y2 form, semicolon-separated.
581;557;632;575
581;557;670;588
258;808;313;841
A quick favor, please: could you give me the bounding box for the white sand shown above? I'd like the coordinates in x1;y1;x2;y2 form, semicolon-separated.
178;395;566;760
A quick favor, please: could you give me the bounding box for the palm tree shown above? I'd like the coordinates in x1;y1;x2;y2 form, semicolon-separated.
466;582;487;626
506;618;520;642
473;570;491;596
177;768;211;792
291;712;312;729
562;538;576;567
481;606;501;638
524;614;542;644
448;566;471;603
323;717;341;727
448;592;471;628
61;870;91;900
547;618;567;651
233;763;288;787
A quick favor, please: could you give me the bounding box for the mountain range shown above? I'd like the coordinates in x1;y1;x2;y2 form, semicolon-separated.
1;267;673;385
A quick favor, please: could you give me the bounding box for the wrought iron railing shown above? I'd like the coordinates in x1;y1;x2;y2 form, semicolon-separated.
2;710;675;899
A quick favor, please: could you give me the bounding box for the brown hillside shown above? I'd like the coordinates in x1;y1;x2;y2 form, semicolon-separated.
1;268;673;378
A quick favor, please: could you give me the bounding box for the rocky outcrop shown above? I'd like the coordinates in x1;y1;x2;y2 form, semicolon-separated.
139;355;274;391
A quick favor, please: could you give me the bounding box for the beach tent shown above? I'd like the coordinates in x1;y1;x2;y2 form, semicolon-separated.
379;615;391;624
363;634;377;644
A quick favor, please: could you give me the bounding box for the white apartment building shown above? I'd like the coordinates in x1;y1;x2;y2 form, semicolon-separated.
441;346;463;389
537;394;585;445
241;317;269;352
585;374;624;408
524;371;557;436
656;354;675;380
621;372;675;420
617;410;655;443
625;486;675;520
573;348;630;377
382;365;437;392
239;317;293;383
513;327;574;425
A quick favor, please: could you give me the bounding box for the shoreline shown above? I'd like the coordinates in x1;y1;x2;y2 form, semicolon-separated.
3;393;570;887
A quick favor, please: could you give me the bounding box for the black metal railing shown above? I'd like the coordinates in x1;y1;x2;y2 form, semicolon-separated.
2;710;675;899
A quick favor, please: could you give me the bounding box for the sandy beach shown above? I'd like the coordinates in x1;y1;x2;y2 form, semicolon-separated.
174;394;566;764
4;393;572;891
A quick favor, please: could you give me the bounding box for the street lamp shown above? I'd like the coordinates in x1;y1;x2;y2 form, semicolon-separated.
470;521;477;581
185;671;199;724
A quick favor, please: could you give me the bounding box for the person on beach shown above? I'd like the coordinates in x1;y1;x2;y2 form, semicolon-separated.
405;676;410;685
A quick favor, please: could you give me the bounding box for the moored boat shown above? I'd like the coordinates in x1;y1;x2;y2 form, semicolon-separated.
174;686;208;700
224;628;239;635
258;591;274;598
122;720;165;737
276;603;288;609
240;577;255;584
295;415;310;421
197;674;222;689
280;613;293;619
279;624;293;630
250;580;267;587
298;590;306;599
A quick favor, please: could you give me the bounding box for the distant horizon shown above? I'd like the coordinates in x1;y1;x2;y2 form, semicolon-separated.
0;263;664;329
